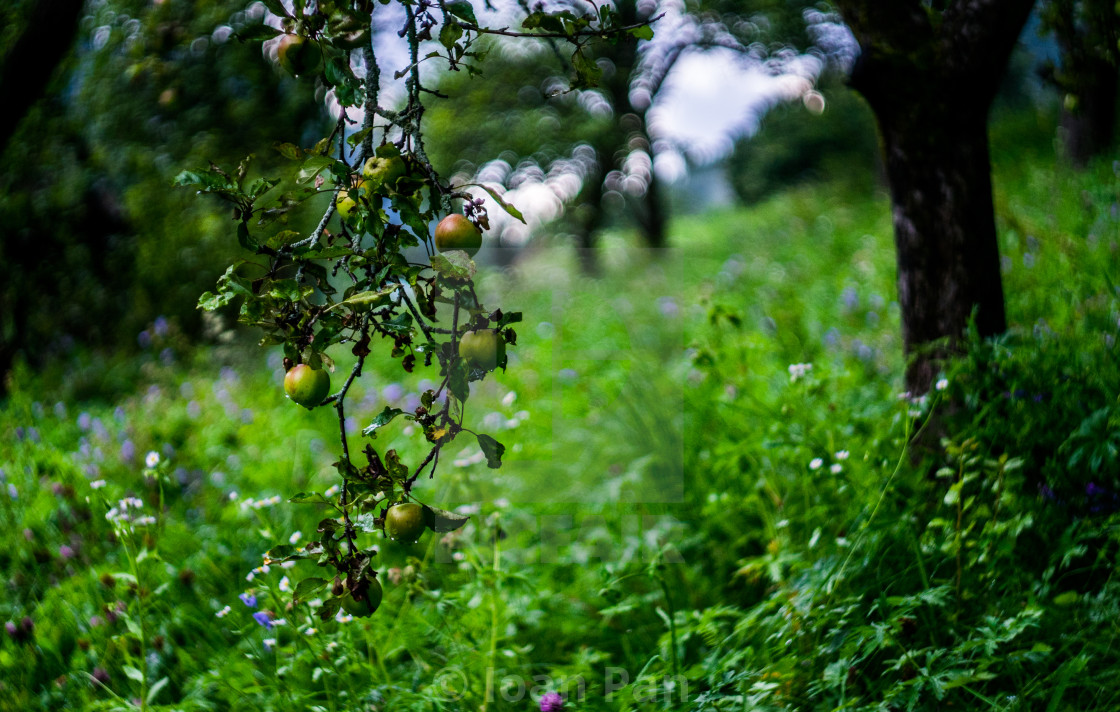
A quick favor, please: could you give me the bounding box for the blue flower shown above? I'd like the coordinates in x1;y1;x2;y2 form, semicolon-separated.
239;592;257;608
252;611;272;630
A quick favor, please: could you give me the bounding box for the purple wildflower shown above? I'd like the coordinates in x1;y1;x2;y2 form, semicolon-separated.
252;611;273;630
239;592;257;608
540;692;564;712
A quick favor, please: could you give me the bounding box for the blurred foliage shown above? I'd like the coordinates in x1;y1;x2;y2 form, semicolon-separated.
0;0;327;392
1037;0;1120;163
726;73;880;204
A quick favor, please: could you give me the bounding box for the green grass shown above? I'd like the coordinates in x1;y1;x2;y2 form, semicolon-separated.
3;138;1120;711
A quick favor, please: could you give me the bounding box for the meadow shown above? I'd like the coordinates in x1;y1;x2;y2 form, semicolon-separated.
3;126;1120;711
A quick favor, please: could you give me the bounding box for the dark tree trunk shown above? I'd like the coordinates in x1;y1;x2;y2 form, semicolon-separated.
0;0;86;156
877;106;1007;392
834;0;1034;394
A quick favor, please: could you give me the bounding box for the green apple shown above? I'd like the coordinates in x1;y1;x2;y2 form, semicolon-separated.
340;577;383;617
459;329;506;371
362;148;406;190
434;214;482;257
385;502;426;544
335;180;371;221
277;34;322;78
284;364;330;408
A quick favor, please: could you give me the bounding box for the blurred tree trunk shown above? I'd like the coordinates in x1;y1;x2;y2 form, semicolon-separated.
569;0;666;272
1059;59;1119;165
833;0;1033;394
0;0;85;156
1041;0;1120;166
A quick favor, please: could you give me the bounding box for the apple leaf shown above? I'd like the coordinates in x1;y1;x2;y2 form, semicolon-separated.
264;230;302;248
337;285;398;312
258;0;290;18
292;577;329;603
265;544;314;562
627;24;654;41
296;155;336;183
448;358;470;403
289;491;332;504
423;504;470;532
445;1;477;25
459;182;526;224
363;407;405;437
430;252;477;281
234;24;283;42
439;21;463;50
476;433;505;469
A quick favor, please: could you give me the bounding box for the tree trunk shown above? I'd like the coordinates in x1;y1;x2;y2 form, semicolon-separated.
0;0;86;156
834;0;1033;394
876;106;1007;393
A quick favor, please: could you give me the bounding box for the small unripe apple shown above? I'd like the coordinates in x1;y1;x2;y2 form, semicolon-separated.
434;214;482;257
459;329;505;371
362;155;406;190
385;502;426;544
284;364;330;408
335;180;371;221
277;34;322;77
340;577;383;617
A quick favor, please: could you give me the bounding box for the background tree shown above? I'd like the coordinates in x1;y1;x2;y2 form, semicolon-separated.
831;0;1035;394
1039;0;1120;166
0;0;326;394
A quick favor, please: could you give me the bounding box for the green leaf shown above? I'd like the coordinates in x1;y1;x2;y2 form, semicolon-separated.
522;11;565;33
265;230;303;249
476;433;505;468
265;544;305;562
627;24;654;41
289;491;331;504
233;24;283;42
363;407;406;437
382;311;413;335
293;577;329;603
236;221;259;251
495;311;522;327
198;290;234;311
258;0;290;18
423;504;470;532
297;155;336;183
123;666;145;683
439;20;463;50
332;285;398;312
347;127;373;150
146;677;170;705
571;48;603;88
430;252;476;281
448;358;470;403
445;0;477;25
273;142;303;160
459;182;526;224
